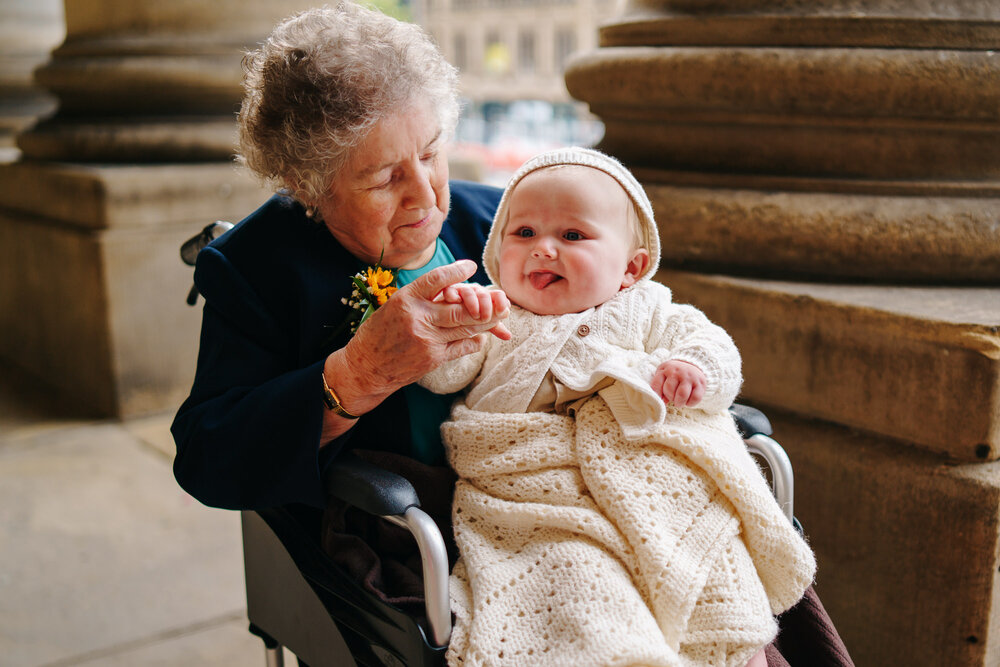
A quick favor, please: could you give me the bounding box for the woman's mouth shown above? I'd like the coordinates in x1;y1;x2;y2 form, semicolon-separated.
528;271;562;289
403;214;430;229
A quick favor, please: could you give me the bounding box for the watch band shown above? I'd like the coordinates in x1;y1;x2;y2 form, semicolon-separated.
321;371;360;419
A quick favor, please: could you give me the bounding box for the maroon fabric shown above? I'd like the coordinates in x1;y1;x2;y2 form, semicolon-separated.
767;585;855;667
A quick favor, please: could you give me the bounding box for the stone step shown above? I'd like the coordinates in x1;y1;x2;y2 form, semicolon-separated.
660;269;1000;461
642;179;1000;282
0;161;266;229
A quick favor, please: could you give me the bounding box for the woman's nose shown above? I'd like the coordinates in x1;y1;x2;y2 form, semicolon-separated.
403;161;437;209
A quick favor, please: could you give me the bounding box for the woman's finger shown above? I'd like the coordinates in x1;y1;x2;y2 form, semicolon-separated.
409;259;477;300
434;300;507;330
438;318;510;342
443;333;487;361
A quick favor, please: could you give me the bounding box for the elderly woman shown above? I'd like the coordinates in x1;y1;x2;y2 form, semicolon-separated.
171;2;509;510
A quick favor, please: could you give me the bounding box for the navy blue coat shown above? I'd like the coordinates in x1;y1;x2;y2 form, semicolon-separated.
171;180;502;510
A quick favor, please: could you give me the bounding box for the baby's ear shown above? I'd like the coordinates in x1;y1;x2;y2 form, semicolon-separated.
621;248;651;288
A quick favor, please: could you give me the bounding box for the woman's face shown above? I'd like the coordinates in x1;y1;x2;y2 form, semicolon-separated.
318;100;450;270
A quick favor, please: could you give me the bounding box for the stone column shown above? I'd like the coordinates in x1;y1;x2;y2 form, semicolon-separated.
0;0;316;417
566;2;1000;664
0;0;63;161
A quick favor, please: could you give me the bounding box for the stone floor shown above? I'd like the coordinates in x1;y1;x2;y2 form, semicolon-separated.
0;360;294;666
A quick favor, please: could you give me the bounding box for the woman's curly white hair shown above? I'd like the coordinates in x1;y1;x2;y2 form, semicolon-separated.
237;2;460;206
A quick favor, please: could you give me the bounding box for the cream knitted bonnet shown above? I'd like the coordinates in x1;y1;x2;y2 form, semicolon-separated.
482;146;661;288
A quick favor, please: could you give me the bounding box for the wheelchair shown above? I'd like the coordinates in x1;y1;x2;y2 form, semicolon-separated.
181;222;850;667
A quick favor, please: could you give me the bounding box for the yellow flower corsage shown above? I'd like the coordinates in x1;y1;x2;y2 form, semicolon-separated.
341;261;398;334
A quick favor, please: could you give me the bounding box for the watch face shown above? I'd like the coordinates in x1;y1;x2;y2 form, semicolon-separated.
321;373;337;410
321;372;359;419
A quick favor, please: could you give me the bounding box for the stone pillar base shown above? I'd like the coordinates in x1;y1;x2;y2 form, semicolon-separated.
764;407;1000;666
0;161;267;417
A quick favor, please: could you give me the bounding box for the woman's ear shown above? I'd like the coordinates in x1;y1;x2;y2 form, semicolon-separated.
621;248;650;288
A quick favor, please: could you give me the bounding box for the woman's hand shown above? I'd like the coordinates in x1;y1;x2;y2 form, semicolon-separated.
320;260;509;437
437;282;511;341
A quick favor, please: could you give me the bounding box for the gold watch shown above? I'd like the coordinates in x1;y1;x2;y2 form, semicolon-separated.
321;372;359;419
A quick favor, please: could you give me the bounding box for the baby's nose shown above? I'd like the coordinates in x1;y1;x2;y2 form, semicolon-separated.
531;238;557;258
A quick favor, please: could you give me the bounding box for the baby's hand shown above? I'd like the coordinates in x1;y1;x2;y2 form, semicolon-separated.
438;283;512;340
651;360;707;407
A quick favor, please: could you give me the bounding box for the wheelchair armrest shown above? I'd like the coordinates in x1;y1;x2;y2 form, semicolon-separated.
729;402;773;438
321;451;453;646
322;450;421;517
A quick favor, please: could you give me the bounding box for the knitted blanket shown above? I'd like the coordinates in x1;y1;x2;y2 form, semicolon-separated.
443;398;815;667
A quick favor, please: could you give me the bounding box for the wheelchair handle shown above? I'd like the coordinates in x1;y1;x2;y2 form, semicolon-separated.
181;220;233;266
384;507;452;647
181;221;233;305
746;433;794;524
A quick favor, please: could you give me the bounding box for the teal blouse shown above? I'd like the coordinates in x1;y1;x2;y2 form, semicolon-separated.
395;238;463;464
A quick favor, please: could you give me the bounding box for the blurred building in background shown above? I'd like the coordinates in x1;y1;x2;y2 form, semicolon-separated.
419;0;611;182
0;0;63;161
421;0;611;102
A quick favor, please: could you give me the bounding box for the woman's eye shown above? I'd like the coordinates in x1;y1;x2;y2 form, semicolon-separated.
370;173;395;190
564;231;583;241
421;151;438;162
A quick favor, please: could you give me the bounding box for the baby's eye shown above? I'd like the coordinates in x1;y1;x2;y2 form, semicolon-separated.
513;227;535;238
564;230;584;241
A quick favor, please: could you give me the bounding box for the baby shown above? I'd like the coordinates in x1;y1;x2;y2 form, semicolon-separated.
421;148;814;667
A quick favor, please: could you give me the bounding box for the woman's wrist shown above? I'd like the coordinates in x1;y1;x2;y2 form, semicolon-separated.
322;344;398;419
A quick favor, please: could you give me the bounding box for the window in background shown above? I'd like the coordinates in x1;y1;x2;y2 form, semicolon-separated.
554;27;576;73
518;29;536;75
453;32;468;71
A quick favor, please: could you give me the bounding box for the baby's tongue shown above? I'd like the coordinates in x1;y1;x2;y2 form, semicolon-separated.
529;272;561;289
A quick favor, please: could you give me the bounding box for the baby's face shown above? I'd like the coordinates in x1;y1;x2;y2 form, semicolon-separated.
497;166;647;315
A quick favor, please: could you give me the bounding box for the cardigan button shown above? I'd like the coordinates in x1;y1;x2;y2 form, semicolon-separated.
577;324;590;337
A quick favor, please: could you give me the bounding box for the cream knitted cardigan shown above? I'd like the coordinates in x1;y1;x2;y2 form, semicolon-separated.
420;282;816;666
420;281;741;428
